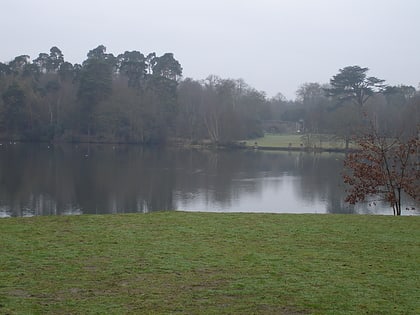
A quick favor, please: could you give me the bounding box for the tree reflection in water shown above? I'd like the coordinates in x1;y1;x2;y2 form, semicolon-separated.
0;143;418;217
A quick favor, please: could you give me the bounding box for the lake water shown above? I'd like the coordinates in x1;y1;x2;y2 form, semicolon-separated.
0;143;418;217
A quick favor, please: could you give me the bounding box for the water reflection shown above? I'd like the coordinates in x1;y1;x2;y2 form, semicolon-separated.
0;143;418;217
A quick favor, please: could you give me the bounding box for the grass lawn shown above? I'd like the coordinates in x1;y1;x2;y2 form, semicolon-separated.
0;212;419;314
244;134;351;150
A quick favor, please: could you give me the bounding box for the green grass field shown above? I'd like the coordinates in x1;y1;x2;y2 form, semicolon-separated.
1;212;419;314
244;134;351;150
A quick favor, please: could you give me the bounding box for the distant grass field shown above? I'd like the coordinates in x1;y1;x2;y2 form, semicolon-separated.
1;212;419;314
244;133;351;150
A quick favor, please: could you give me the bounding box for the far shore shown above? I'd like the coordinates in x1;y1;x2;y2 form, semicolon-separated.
0;133;357;153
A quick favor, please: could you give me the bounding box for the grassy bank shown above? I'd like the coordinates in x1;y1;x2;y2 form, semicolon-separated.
244;134;352;150
1;212;419;314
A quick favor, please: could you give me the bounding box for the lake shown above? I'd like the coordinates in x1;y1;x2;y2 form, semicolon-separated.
0;143;418;217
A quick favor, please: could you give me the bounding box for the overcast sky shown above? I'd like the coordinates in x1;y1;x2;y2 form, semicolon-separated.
2;0;419;99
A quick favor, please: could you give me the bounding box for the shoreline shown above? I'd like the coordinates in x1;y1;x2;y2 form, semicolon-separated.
0;138;356;153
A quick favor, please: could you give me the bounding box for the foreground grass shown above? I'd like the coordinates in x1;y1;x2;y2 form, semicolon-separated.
0;212;419;314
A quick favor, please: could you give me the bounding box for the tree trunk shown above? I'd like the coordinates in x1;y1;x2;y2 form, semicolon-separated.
396;187;401;216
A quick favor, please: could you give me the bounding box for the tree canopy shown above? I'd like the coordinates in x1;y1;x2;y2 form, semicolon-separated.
0;48;418;147
325;65;386;107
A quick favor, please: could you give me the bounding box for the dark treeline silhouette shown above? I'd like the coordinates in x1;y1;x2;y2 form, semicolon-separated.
0;46;419;144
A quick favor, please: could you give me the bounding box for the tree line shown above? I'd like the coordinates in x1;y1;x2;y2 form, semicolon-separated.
0;46;419;144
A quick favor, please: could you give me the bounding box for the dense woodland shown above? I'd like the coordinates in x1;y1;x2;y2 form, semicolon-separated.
0;45;419;145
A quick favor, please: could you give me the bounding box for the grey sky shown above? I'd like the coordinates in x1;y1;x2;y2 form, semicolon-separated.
2;0;419;99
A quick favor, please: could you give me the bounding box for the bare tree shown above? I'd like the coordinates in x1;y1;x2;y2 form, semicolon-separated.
343;125;420;215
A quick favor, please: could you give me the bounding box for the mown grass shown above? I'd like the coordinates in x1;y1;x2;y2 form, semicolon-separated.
245;134;350;150
0;212;419;314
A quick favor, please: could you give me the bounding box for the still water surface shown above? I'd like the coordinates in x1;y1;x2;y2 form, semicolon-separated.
0;143;418;217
